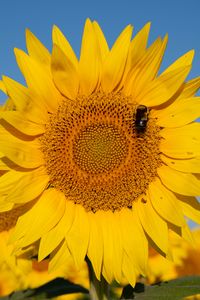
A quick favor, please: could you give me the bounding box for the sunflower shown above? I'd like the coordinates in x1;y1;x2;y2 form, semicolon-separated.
0;19;200;291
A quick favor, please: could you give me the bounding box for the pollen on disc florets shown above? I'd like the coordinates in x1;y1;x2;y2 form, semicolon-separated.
40;91;162;212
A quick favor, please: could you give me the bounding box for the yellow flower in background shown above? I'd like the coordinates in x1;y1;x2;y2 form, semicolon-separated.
0;226;39;296
0;226;88;298
29;259;89;299
147;228;200;300
146;227;200;284
175;228;200;277
0;230;26;296
0;19;200;286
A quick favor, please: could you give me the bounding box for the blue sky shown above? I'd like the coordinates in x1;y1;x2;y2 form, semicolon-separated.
0;0;200;103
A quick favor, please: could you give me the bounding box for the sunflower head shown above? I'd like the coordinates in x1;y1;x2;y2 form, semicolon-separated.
40;90;162;212
0;19;200;286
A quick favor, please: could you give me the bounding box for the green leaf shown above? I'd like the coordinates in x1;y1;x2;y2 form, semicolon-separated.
121;276;200;300
0;290;35;300
0;278;89;300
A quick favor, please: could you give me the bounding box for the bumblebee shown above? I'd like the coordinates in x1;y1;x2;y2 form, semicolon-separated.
135;105;149;133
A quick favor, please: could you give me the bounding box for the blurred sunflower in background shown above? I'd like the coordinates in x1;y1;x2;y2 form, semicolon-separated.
147;227;200;284
0;217;89;299
146;227;200;300
0;19;200;297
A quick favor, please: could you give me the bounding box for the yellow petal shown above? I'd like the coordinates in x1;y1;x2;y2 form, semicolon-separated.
39;200;75;261
1;98;15;111
93;21;109;62
169;222;194;244
154;97;200;127
135;193;168;254
122;23;151;91
160;138;200;158
101;25;133;92
0;170;24;195
87;212;103;280
2;76;49;124
52;25;78;69
162;50;194;74
161;155;200;173
161;122;200;140
119;208;148;275
124;36;166;97
0;200;14;212
138;65;191;106
134;35;168;98
0;130;44;168
11;188;66;246
140;50;194;106
160;123;200;159
157;165;200;196
0;80;7;94
98;210;114;283
149;179;185;227
66;204;89;269
129;22;151;67
5;167;49;203
181;224;194;244
0;156;29;171
110;212;123;283
49;241;72;272
151;50;194;104
0;111;45;135
177;195;200;224
26;29;50;65
178;76;200;99
122;252;136;287
14;48;60;112
51;44;79;99
79;19;100;95
92;212;122;282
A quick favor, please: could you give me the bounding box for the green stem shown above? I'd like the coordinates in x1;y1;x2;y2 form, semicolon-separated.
86;258;110;300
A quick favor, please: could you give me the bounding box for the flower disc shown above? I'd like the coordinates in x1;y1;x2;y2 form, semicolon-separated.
40;92;162;211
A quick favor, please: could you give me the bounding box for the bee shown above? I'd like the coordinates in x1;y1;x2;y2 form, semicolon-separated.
135;105;149;133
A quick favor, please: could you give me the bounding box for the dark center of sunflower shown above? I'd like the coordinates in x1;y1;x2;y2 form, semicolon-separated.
40;91;162;212
73;124;129;174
